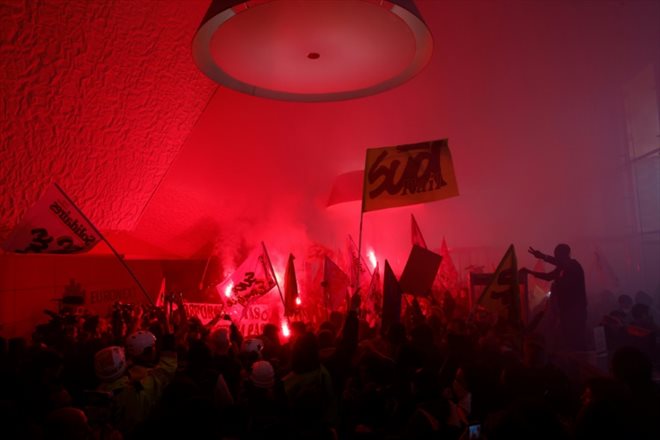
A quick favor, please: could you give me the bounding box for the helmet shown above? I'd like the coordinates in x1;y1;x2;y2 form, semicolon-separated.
125;331;157;358
250;360;275;388
241;338;264;354
94;346;127;382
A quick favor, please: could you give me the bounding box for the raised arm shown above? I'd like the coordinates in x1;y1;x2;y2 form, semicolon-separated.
528;247;558;266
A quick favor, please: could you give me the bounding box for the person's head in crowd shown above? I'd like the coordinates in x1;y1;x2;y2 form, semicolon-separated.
579;377;628;410
260;323;282;360
290;321;307;343
317;329;335;351
262;323;280;342
553;243;571;263
208;327;231;356
410;322;435;349
576;377;632;440
611;346;653;391
385;322;407;346
7;336;26;360
318;320;336;337
412;367;444;403
634;290;652;307
617;294;633;312
187;317;206;343
240;337;264;368
250;360;275;390
290;332;320;374
45;407;91;440
329;311;344;333
487;399;569;440
523;333;547;368
94;346;127;383
125;330;157;365
631;303;653;327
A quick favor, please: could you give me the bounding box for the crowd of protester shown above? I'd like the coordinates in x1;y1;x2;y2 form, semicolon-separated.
0;287;658;440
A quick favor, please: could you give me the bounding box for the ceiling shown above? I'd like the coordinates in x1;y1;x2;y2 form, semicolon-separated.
1;0;658;284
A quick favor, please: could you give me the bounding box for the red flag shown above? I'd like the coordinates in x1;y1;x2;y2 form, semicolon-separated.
2;183;101;253
283;253;299;316
411;214;428;249
322;256;350;311
365;263;382;327
399;245;442;297
346;234;371;295
326;170;364;207
477;245;521;327
591;246;620;292
528;259;550;311
382;260;402;334
436;238;459;291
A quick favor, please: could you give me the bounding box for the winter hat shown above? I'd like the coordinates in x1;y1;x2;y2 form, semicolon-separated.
94;346;127;382
250;360;275;389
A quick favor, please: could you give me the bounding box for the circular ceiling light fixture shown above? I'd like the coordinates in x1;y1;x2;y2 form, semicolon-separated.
192;0;433;102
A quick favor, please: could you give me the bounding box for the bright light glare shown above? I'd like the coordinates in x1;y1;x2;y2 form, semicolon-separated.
281;321;290;338
367;249;377;270
224;281;233;298
295;296;301;306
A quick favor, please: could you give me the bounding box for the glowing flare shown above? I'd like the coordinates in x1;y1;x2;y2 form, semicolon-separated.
224;281;233;298
368;249;377;270
295;296;301;306
281;322;290;338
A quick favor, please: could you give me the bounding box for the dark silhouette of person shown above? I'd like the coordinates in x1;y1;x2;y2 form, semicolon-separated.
521;244;587;351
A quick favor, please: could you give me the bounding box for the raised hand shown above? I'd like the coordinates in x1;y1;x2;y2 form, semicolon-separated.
528;247;543;259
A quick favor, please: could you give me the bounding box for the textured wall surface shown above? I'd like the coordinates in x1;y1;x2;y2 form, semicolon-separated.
0;0;215;242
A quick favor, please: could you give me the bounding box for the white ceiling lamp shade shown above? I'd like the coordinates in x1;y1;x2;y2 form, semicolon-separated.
192;0;433;102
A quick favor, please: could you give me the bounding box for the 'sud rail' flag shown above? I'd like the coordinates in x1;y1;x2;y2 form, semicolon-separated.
2;183;101;254
477;245;521;326
362;139;458;212
216;246;276;307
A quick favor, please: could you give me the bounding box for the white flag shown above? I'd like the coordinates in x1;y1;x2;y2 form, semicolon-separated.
2;184;100;254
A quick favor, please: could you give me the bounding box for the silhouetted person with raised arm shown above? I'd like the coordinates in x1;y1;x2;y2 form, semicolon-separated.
521;244;587;351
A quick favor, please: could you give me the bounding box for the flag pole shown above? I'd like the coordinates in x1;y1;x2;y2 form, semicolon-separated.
261;241;287;318
357;150;369;291
53;183;154;306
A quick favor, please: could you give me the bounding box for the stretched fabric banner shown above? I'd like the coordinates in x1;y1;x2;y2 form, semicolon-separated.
477;245;521;326
2;183;101;254
362;139;458;212
216;244;276;308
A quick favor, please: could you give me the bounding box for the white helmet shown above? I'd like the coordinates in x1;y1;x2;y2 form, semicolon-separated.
250;360;275;388
125;331;157;358
94;346;127;382
241;338;264;354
